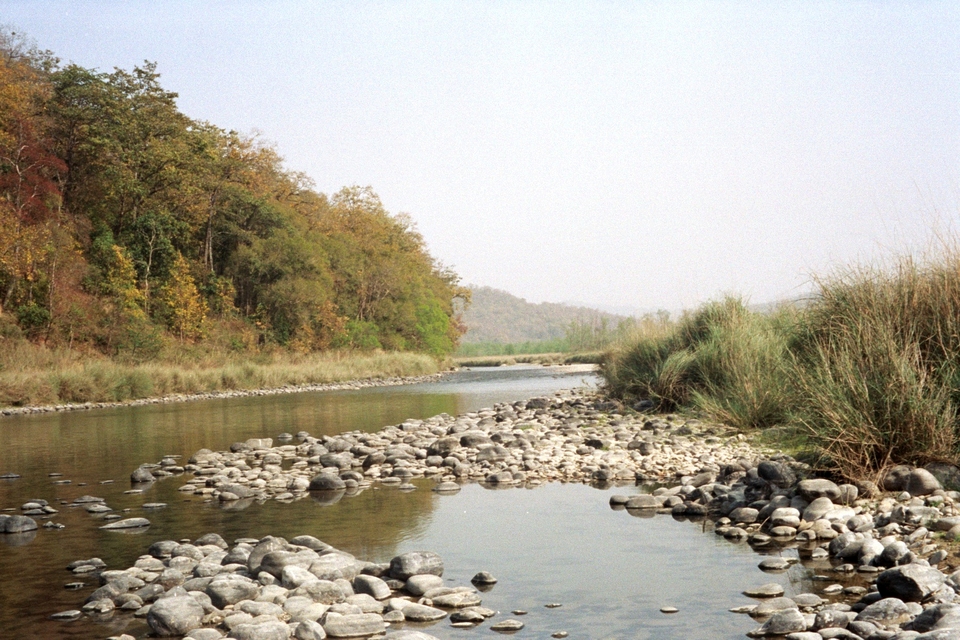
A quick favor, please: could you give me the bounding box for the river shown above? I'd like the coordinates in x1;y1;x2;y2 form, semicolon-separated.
0;365;820;639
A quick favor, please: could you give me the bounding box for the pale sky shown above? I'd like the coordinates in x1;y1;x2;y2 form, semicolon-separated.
5;1;959;312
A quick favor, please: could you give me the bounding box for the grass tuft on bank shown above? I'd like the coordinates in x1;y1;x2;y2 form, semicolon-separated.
601;247;960;479
0;342;442;407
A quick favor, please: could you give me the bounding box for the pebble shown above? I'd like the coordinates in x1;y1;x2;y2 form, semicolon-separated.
660;606;679;613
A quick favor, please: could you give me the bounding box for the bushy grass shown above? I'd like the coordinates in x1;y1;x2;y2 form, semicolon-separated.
601;298;793;427
0;341;441;407
601;248;960;479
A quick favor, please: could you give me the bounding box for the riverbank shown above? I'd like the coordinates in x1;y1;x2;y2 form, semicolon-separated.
0;348;447;415
453;351;602;367
84;388;960;640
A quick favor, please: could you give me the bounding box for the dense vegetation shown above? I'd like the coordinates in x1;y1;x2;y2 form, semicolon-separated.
0;31;466;368
601;249;960;479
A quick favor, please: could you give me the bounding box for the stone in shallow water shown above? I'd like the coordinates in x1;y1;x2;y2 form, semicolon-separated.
99;517;150;530
758;558;791;572
491;619;525;632
471;571;497;585
50;610;82;620
743;583;785;598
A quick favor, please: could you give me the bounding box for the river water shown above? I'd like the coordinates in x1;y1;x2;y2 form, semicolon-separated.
0;365;825;639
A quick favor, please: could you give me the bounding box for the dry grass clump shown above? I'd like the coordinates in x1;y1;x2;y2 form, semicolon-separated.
0;344;440;407
601;246;960;478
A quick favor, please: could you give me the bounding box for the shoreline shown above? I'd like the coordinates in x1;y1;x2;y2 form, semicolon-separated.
0;362;598;418
0;372;447;418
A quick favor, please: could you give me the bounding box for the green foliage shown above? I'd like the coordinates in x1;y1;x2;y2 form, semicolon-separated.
0;31;465;358
15;301;50;337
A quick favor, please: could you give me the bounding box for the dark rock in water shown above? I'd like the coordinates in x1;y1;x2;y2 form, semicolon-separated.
390;551;443;580
877;565;945;602
1;514;37;533
471;571;497;585
130;466;155;483
146;594;204;636
309;474;346;491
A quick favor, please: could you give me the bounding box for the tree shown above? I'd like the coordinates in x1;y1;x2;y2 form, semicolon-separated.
157;253;206;341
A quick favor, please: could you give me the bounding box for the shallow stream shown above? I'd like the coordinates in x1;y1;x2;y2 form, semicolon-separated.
0;365;844;639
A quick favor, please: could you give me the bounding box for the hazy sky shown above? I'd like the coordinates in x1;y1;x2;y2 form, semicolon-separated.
5;1;959;312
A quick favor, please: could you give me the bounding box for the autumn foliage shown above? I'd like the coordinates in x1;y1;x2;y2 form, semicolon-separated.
0;30;467;358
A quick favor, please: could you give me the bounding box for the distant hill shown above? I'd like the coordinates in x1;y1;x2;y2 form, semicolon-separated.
460;286;627;344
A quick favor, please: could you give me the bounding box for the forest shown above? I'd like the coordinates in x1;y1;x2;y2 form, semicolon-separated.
0;31;467;364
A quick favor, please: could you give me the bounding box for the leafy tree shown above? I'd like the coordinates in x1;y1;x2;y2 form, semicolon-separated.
157;252;206;340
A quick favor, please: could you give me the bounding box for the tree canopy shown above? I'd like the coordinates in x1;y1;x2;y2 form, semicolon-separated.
0;30;467;357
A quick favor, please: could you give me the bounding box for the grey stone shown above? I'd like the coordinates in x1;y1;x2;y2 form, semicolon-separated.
798;479;842;502
405;574;444;596
131;466;155;483
906;468;942;496
232;620;292;640
309;474;347;491
322;613;385;637
883;465;913;491
99;517;150;530
802;498;836;522
730;507;760;524
206;574;260;608
757;461;796;487
352;575;391;600
490;619;525;632
291;579;346;604
877;565;946;602
905;603;960;632
624;494;660;509
759;609;806;636
391;600;447;622
309;553;360;581
744;583;785;598
855;597;913;626
146;595;205;636
389;551;443;580
295;620;327;640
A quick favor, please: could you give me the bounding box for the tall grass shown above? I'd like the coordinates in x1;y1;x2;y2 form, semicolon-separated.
0;343;441;407
601;298;793;427
601;247;960;478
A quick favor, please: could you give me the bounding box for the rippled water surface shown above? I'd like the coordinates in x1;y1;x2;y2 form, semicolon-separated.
0;365;831;639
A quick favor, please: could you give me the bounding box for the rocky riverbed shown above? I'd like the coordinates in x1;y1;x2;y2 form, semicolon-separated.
24;387;960;639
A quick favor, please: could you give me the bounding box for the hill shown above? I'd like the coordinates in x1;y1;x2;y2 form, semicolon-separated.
461;286;627;344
